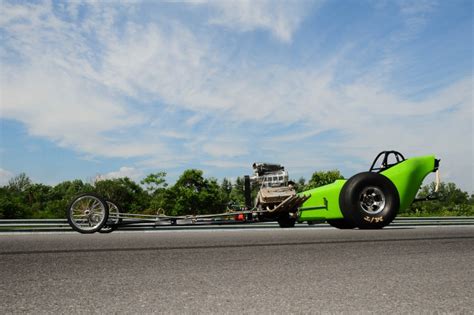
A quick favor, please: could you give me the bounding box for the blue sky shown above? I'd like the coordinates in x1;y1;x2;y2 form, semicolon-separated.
0;0;472;192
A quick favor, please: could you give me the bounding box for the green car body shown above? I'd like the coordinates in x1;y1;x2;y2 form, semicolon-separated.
297;155;438;223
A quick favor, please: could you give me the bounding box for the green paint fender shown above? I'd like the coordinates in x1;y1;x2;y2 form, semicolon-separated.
297;155;437;222
380;155;437;211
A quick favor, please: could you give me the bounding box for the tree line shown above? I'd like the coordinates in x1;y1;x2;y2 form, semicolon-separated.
0;170;472;219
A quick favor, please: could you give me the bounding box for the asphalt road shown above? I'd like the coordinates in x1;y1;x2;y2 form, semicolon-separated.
1;226;473;314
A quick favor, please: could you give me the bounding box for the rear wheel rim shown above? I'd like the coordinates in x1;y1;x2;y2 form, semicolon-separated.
359;187;386;215
69;196;107;231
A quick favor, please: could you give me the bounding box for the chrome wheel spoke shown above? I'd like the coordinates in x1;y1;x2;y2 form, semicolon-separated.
69;195;107;231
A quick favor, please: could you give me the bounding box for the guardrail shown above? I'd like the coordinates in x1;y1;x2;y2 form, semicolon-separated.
0;217;473;232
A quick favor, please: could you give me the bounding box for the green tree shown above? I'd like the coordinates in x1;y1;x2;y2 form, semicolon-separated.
305;170;344;190
167;170;228;216
200;177;227;214
0;186;27;218
25;183;52;218
0;174;34;218
292;177;306;193
141;172;168;194
170;169;206;215
142;172;171;215
407;182;473;216
45;180;94;218
218;177;232;207
148;188;176;215
7;173;31;193
221;178;232;198
95;177;149;213
229;176;245;205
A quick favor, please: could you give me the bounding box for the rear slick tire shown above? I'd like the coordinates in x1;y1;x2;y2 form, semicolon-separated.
339;172;399;229
326;219;356;229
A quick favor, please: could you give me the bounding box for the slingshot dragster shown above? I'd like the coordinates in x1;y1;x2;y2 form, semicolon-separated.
67;151;440;233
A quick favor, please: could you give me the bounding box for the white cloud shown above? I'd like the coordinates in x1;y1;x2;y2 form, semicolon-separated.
0;168;14;186
1;64;153;158
0;2;170;161
194;0;319;42
95;167;143;182
203;140;249;158
0;1;472;191
397;0;437;38
202;160;248;169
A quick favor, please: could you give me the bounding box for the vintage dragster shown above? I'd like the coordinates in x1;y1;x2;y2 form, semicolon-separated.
67;151;440;233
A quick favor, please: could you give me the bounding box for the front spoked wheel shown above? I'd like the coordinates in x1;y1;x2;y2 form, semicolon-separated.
99;201;122;233
67;193;109;234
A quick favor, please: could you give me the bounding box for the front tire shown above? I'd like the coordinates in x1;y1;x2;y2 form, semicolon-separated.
277;214;296;228
67;193;109;234
339;172;399;229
